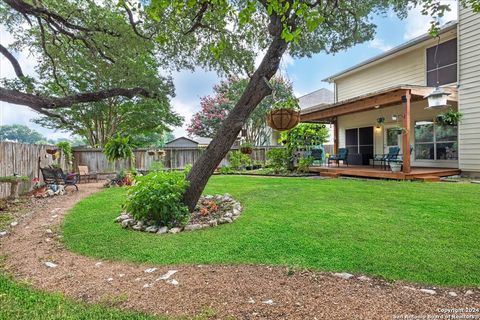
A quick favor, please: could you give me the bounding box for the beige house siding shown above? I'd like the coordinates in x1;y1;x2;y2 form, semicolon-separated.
334;33;457;102
337;100;459;168
458;7;480;173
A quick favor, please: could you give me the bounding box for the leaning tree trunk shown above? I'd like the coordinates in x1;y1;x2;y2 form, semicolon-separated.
183;34;288;211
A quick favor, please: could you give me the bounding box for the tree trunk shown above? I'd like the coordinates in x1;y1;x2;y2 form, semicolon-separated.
183;35;287;211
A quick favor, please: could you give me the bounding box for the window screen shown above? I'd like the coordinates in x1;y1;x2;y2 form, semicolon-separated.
426;38;457;86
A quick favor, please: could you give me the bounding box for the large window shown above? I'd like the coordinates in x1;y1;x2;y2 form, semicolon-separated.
426;38;457;86
414;121;458;160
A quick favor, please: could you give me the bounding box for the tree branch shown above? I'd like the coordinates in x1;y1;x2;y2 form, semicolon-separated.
0;87;152;112
0;44;25;78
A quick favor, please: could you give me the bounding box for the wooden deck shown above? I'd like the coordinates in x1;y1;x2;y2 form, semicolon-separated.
309;165;461;181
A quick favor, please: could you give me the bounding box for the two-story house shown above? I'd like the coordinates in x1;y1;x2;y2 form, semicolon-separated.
301;6;480;178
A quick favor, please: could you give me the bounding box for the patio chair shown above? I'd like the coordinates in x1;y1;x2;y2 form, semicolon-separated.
310;147;324;166
372;146;400;170
328;148;349;167
78;165;98;183
387;145;414;170
41;167;79;191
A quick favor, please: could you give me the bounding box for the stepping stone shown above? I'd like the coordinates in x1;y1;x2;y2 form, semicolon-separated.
420;289;436;295
334;272;354;280
166;279;178;286
44;261;58;268
144;267;157;273
157;270;177;280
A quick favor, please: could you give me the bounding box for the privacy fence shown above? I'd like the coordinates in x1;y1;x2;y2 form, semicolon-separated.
0;141;67;199
72;146;285;173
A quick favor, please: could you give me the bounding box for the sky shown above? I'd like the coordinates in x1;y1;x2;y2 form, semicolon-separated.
0;1;458;140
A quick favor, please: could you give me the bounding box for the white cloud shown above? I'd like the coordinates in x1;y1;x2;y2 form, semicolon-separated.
404;1;458;40
369;38;393;52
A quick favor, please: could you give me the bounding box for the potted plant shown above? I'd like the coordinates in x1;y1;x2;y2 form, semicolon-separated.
240;142;253;155
436;110;463;126
266;96;300;131
390;162;402;173
31;177;47;197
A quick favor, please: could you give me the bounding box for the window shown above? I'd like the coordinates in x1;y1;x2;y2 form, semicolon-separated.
426;38;457;86
386;128;400;147
414;121;458;160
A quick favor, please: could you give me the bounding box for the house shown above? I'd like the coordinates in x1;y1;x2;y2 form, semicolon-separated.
165;136;212;148
301;6;480;178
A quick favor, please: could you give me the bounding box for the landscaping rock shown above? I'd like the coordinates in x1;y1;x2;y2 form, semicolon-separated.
44;261;58;268
45;229;53;234
145;226;158;233
157;270;177;280
132;224;143;231
334;272;354;280
448;291;458;297
115;214;130;222
419;289;436;295
465;290;474;295
157;226;168;234
208;220;218;227
0;231;8;237
232;208;241;216
144;268;157;273
10;221;18;227
218;217;232;224
184;224;202;231
167;279;179;286
143;283;152;288
121;219;135;228
168;227;181;234
358;276;371;281
223;212;233;218
262;299;274;305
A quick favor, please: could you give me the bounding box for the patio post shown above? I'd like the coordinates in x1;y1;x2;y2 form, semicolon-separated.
402;91;411;173
333;117;338;154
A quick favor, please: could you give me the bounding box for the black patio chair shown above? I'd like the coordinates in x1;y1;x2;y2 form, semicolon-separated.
373;146;400;170
328;148;349;167
41;167;79;191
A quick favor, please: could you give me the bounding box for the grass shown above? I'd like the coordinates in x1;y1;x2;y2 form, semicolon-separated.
63;176;480;287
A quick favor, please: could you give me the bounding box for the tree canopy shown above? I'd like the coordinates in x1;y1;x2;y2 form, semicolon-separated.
0;124;45;144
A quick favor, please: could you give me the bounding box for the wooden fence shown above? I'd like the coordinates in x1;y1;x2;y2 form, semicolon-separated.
0;141;67;199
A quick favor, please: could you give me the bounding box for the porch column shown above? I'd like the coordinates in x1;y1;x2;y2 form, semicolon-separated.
333;117;339;154
402;91;411;173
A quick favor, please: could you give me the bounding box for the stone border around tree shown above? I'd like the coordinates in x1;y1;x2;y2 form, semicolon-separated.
114;193;242;235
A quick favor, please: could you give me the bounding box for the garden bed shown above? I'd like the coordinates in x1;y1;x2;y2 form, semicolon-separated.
115;193;242;234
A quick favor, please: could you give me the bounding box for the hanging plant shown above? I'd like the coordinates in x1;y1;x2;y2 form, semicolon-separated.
240;142;253;154
46;148;57;155
148;150;156;155
376;117;385;125
104;135;135;169
435;110;463;126
392;126;408;134
266;96;300;131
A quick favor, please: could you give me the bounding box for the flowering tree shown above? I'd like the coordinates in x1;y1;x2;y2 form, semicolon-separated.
187;76;293;145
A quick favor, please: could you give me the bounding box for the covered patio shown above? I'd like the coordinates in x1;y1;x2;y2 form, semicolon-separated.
301;85;460;179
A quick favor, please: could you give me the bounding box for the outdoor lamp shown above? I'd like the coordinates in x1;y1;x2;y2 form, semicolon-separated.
425;86;450;109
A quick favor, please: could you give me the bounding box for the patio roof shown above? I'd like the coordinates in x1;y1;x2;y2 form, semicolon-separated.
300;85;458;123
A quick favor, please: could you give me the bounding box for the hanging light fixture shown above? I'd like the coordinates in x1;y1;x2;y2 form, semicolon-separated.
425;86;451;109
425;35;450;109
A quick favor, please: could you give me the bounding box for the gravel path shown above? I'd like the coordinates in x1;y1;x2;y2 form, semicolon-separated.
0;183;478;319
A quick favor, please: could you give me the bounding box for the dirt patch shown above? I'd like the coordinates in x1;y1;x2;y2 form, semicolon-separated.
0;183;478;319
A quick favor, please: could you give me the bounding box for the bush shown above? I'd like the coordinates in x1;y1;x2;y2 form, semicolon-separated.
219;165;233;174
123;171;190;227
149;161;165;171
266;148;288;173
229;151;251;170
297;156;314;173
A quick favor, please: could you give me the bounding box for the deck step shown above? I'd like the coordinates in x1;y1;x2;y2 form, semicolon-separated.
319;172;340;178
413;175;441;182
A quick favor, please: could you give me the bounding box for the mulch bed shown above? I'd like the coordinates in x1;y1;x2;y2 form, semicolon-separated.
0;183;478;319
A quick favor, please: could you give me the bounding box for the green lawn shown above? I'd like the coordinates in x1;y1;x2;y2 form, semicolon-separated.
63;176;480;287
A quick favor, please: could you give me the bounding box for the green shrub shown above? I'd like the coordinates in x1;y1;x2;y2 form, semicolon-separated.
123;171;190;227
229;151;251;170
297;156;314;173
149;161;165;171
266;148;288;173
219;166;233;174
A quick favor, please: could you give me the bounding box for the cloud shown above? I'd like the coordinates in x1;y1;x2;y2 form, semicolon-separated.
369;38;393;52
404;1;458;40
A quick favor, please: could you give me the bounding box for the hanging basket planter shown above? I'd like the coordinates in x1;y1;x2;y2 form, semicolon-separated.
266;108;300;131
46;148;58;155
147;150;156;155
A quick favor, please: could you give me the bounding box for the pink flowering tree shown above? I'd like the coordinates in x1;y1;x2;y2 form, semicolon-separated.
187;95;232;138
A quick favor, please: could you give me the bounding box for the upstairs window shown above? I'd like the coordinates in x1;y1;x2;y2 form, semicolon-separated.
426;38;457;86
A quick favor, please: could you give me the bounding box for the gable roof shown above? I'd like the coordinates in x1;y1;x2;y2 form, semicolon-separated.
323;21;458;82
165;136;198;146
298;88;334;109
